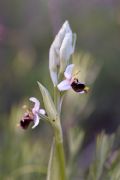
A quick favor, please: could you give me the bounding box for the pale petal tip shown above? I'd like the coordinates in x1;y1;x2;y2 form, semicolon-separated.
39;109;46;115
78;91;85;94
32;115;40;129
29;97;37;102
29;97;40;105
32;124;38;129
29;97;40;113
62;20;71;33
32;124;39;129
64;64;75;79
64;20;69;26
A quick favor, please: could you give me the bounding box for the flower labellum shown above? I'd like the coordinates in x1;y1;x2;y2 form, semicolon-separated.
20;97;45;129
57;64;89;93
20;112;34;130
71;78;89;93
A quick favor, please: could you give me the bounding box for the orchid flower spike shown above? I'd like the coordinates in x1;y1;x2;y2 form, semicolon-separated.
57;64;89;93
20;97;45;129
49;20;76;86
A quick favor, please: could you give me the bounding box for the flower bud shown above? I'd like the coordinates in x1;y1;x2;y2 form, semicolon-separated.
49;20;76;86
59;33;76;74
49;45;59;86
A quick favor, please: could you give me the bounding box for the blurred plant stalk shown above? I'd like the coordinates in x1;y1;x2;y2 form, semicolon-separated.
46;21;76;180
38;82;66;180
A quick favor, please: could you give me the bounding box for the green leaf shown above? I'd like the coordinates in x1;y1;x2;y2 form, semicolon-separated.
38;81;62;141
38;82;59;122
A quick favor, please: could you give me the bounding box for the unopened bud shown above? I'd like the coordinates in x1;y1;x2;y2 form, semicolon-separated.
49;21;76;86
60;33;76;73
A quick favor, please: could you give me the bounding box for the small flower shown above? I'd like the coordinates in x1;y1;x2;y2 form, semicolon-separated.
20;97;45;129
49;21;76;86
57;64;89;93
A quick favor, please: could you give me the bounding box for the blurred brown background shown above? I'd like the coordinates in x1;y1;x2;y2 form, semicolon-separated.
0;0;120;179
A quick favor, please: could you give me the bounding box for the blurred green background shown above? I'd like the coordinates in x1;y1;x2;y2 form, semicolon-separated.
0;0;120;179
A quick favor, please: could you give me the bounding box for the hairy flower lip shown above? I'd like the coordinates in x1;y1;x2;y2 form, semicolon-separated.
57;64;88;93
20;112;34;129
20;97;45;130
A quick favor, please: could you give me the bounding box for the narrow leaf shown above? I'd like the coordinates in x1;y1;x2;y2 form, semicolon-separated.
38;82;59;122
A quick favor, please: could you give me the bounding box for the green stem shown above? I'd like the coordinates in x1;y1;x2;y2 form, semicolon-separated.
54;86;61;113
54;86;66;180
47;86;66;180
54;86;57;108
54;126;66;180
55;142;66;180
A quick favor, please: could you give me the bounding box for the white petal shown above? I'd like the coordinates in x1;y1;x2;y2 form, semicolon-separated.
78;91;85;94
39;109;46;115
57;80;71;91
52;21;72;53
29;97;40;113
49;71;58;86
32;114;40;129
64;64;74;80
60;32;73;62
72;33;76;54
62;21;72;34
49;44;60;66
